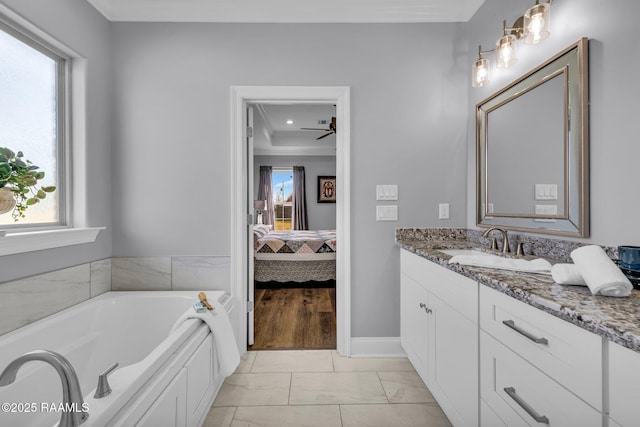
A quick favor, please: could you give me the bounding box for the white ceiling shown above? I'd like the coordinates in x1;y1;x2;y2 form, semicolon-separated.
85;0;485;23
252;104;336;156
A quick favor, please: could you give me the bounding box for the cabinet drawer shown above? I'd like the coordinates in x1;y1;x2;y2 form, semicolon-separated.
481;332;602;427
401;250;477;323
480;285;602;410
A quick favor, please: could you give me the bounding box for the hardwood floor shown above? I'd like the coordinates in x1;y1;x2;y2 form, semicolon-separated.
250;286;336;350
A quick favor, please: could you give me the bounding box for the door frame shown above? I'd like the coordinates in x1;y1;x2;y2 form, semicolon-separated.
230;85;351;356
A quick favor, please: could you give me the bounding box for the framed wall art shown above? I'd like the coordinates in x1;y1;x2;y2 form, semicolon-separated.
317;176;336;203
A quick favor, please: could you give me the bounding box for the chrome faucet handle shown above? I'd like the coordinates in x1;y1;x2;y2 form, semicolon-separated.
94;362;118;399
516;242;526;256
482;227;510;253
490;237;499;250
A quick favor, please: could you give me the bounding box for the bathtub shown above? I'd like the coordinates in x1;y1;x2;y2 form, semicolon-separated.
0;291;234;427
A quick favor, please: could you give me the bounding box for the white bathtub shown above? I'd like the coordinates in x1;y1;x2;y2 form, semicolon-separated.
0;291;233;427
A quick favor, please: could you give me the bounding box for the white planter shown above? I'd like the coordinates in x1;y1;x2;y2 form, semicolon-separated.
0;187;16;215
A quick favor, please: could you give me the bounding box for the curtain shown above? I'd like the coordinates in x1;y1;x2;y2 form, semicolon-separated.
257;166;274;226
292;166;308;230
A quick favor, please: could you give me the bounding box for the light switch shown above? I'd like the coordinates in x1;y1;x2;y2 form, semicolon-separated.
376;205;398;221
439;203;450;220
535;184;558;200
376;185;398;201
534;204;557;222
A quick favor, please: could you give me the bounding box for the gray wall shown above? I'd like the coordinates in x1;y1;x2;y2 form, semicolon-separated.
111;23;469;337
467;0;640;246
0;0;112;283
254;155;337;230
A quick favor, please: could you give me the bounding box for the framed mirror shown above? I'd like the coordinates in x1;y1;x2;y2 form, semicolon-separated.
476;38;589;237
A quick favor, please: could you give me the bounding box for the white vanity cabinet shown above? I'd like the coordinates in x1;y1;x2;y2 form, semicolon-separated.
479;285;603;426
609;341;640;427
400;250;479;427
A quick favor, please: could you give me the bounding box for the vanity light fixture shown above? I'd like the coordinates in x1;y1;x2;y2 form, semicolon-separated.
286;119;293;125
524;0;551;44
472;0;552;87
495;20;520;68
472;45;493;87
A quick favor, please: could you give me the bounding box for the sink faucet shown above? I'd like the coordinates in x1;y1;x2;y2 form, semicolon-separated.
482;227;510;253
0;350;88;427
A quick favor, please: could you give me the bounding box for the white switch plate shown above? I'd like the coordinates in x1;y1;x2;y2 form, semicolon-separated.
439;203;450;220
376;185;398;201
376;205;398;221
535;184;558;200
534;204;557;222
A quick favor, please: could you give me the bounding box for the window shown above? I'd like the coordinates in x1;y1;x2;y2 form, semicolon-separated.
0;20;66;228
272;168;292;230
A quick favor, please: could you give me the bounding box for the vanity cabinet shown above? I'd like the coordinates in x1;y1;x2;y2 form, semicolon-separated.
609;341;640;427
479;285;603;426
400;250;479;427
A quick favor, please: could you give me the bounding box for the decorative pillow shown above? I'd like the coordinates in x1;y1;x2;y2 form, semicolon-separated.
253;224;271;238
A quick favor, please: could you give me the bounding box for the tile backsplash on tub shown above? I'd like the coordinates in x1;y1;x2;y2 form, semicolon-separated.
0;259;110;336
0;255;231;335
112;256;231;293
111;257;172;291
172;256;231;292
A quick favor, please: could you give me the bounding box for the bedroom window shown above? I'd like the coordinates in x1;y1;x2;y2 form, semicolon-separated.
0;20;67;228
272;168;292;230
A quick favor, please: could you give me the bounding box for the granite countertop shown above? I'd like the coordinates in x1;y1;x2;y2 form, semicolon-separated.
396;236;640;353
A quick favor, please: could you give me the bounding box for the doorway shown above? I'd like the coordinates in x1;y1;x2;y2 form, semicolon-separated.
230;86;351;356
250;106;337;350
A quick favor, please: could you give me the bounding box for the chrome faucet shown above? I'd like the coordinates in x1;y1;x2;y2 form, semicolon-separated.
0;350;88;427
482;227;511;253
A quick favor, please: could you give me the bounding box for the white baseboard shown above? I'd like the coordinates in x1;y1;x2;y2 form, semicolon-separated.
350;337;406;358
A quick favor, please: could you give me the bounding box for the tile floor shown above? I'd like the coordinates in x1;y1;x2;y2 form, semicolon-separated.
203;350;452;427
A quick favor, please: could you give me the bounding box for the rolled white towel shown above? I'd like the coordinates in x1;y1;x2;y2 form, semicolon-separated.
570;245;633;297
551;263;587;286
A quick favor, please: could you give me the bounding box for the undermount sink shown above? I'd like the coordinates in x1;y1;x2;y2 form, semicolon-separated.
439;249;491;257
439;248;553;274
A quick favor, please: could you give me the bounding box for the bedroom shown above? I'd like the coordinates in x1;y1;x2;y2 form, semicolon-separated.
250;103;338;350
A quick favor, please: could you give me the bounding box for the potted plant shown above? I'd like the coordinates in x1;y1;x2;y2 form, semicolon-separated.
0;147;56;221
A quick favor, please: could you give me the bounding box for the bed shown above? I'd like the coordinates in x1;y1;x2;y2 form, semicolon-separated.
253;226;336;284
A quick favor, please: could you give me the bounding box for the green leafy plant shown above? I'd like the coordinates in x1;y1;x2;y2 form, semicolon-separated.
0;147;56;221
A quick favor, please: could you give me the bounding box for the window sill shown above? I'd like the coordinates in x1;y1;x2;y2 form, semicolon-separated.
0;227;105;256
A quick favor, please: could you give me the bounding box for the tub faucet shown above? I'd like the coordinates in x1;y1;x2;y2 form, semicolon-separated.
0;350;88;427
482;227;510;253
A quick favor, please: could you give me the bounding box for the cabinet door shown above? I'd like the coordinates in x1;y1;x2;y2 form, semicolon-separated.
609;341;640;427
136;369;187;427
401;272;430;382
429;293;478;427
186;334;215;427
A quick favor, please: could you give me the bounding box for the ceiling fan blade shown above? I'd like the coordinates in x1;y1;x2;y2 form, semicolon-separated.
301;127;331;131
316;132;333;140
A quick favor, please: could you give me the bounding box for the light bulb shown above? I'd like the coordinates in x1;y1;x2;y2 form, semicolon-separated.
472;58;490;87
496;34;518;68
528;14;545;43
524;2;550;45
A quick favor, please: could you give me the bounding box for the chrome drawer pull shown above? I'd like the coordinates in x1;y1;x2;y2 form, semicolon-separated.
502;320;549;345
504;387;549;424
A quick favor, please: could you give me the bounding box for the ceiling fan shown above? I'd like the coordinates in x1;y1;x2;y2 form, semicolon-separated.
301;116;336;140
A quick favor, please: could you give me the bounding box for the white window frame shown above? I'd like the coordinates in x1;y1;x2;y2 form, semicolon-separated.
0;18;68;230
0;7;103;256
272;167;293;228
